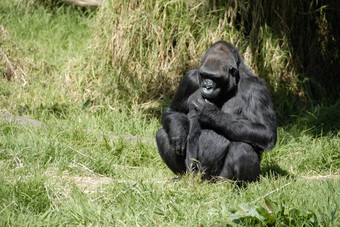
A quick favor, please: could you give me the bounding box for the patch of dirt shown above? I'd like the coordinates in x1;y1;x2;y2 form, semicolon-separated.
301;174;340;180
45;167;111;192
44;167;165;194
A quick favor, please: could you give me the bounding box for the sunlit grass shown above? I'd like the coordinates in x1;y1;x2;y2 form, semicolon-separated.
0;1;339;226
1;104;339;225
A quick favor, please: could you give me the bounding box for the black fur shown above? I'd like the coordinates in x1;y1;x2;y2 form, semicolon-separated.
156;41;277;182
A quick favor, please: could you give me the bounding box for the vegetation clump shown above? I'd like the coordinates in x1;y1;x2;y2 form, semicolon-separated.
91;0;339;118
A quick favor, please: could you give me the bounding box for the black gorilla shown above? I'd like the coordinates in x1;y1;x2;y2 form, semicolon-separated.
156;41;277;182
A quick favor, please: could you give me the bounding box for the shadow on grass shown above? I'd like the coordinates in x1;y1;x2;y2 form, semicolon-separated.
283;101;340;137
261;162;293;179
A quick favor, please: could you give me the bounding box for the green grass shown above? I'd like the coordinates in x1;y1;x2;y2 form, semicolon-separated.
0;1;339;226
0;116;339;226
0;0;95;118
0;1;93;68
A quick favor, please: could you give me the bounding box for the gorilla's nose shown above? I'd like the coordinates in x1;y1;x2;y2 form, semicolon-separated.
202;80;215;94
203;80;214;88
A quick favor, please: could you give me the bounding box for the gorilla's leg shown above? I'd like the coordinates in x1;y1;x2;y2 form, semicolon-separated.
185;116;201;172
219;142;260;182
197;130;231;179
156;128;186;175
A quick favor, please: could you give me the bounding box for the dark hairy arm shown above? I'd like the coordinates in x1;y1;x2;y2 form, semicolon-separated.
161;70;200;155
193;77;277;151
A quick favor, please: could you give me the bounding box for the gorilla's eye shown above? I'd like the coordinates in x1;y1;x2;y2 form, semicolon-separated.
229;67;237;76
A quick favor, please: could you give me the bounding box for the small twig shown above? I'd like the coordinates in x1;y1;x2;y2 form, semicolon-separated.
111;188;132;202
0;201;16;214
301;174;340;180
68;145;95;161
16;65;28;85
110;163;153;170
64;0;102;7
252;182;292;204
76;162;107;177
251;174;339;204
0;50;17;78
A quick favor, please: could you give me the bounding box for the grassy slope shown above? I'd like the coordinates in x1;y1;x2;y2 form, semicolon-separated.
0;1;339;226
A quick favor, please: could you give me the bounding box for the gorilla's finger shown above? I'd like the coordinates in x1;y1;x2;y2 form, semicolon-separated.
204;98;212;103
193;98;206;110
170;145;175;153
175;143;182;155
171;137;181;155
200;99;208;107
170;137;177;153
180;139;186;156
191;101;200;110
180;146;185;156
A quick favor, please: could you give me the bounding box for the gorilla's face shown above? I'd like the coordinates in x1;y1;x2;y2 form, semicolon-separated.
199;48;239;101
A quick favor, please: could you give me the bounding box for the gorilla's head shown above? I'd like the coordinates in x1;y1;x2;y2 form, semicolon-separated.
198;41;240;101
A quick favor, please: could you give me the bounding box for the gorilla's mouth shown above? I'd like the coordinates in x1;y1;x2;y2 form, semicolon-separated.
202;87;213;94
201;87;219;99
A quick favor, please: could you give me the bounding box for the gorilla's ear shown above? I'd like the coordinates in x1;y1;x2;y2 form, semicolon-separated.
236;53;241;68
235;68;240;84
231;46;240;68
229;66;237;77
229;66;240;84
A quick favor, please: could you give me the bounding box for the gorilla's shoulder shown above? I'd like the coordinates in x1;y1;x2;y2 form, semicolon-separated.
182;69;199;86
184;69;199;79
238;75;270;98
241;74;266;87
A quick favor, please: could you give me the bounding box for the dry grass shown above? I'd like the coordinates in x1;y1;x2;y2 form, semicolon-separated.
85;0;339;114
92;0;246;103
0;26;29;84
64;0;102;7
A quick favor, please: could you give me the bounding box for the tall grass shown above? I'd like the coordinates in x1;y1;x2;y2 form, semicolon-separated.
92;0;258;103
2;0;338;119
92;0;235;103
89;0;339;116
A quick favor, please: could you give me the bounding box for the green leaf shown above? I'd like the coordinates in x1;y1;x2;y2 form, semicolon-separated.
264;198;279;213
82;99;91;110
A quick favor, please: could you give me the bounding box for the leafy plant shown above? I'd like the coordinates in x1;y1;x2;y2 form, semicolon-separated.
230;199;319;226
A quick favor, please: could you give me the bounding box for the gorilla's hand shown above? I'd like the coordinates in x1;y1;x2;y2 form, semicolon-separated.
162;109;189;156
192;98;219;125
168;127;187;156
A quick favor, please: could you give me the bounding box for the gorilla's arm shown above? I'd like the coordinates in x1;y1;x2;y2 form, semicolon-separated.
170;69;200;112
193;77;277;151
161;70;200;155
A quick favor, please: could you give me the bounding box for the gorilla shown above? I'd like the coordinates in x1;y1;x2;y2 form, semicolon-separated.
156;41;277;182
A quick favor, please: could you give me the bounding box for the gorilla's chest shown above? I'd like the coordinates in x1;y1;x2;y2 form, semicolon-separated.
221;97;243;116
